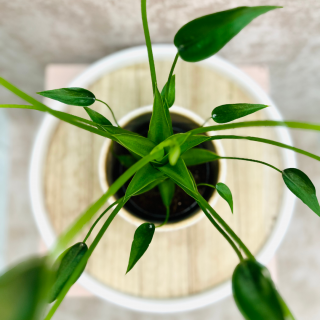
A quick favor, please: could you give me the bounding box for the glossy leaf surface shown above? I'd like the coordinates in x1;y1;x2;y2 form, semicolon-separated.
212;103;267;123
125;164;165;199
182;148;219;166
282;168;320;216
232;259;284;320
161;75;176;108
49;242;88;302
216;182;234;213
174;6;280;62
0;257;48;320
159;159;197;198
148;86;172;144
180;135;211;154
114;134;157;158
84;107;112;126
126;223;155;273
37;87;95;106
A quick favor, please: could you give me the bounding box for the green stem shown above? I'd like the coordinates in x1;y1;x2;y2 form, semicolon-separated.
190;120;320;135
165;52;179;101
197;194;255;260
0;103;114;140
197;183;216;189
141;0;157;94
201;116;212;127
206;135;320;162
52;149;163;256
96;99;120;127
83;198;123;243
45;199;127;320
221;156;282;173
156;206;170;228
197;201;243;261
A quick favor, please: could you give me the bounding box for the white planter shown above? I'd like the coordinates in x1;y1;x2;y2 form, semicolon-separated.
29;44;296;313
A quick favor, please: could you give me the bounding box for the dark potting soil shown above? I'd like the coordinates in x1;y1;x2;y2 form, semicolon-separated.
106;112;219;223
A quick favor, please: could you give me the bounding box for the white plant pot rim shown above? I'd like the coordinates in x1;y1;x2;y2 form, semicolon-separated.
29;44;296;314
99;105;227;232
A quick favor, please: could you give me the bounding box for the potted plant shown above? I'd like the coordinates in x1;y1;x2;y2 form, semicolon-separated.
0;2;319;320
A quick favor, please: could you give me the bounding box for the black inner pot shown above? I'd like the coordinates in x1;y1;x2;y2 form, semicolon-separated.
106;112;219;223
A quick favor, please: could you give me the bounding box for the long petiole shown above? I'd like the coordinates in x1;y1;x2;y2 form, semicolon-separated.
141;0;157;95
96;99;120;127
201;116;212;127
197;201;243;261
207;135;320;162
221;156;282;173
45;199;127;320
83;198;123;243
156;206;170;228
190;120;320;135
197;194;255;260
165;52;179;102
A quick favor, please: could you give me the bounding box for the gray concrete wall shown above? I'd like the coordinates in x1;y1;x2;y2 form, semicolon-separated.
1;1;320;319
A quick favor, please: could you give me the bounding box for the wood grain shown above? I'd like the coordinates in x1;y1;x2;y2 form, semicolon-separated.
44;60;283;298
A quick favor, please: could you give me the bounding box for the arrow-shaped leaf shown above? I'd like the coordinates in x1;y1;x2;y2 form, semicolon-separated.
198;182;233;213
282;168;320;216
174;6;281;62
84;107;112;126
49;242;88;302
126;223;155;273
161;74;176;108
212;103;268;123
217;182;234;213
37;87;96;106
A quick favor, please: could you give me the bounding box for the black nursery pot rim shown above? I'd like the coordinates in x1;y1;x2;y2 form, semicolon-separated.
99;105;227;232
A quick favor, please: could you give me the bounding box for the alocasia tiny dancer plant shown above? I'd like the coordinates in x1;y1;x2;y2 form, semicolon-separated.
0;2;319;319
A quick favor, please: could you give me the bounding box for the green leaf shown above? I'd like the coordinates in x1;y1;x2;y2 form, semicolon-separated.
197;182;233;213
125;164;166;199
114;134;158;158
180;135;211;154
126;223;155;273
282;168;320;216
216;182;234;213
158;179;175;208
276;291;296;320
212;103;268;123
169;144;180;166
174;6;281;62
154;132;191;164
158;159;197;197
182;148;219;166
49;242;88;303
37;87;96;106
148;86;172;144
161;75;176;108
0;257;49;320
232;259;284;320
84;107;112;126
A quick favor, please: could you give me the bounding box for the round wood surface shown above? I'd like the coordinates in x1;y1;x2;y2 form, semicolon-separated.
44;60;283;298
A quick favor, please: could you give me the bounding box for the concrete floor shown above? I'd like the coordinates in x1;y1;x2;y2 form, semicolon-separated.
1;0;320;319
